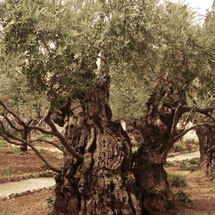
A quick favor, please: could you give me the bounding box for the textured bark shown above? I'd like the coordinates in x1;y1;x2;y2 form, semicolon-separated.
20;128;29;153
131;78;186;212
196;126;215;178
54;85;145;214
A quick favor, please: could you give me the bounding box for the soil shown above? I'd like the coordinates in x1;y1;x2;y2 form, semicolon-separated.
1;144;215;215
0;188;55;215
0;145;63;181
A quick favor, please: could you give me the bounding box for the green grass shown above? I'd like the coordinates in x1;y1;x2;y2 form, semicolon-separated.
167;173;186;187
189;158;200;165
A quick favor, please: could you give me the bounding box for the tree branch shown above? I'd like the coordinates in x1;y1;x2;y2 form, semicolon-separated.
26;142;61;173
181;107;214;115
0;100;25;126
168;103;182;143
30;138;68;155
44;110;83;162
173;123;215;143
4;115;22;132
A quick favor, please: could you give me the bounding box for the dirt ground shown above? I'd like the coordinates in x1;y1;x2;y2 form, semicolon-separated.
0;188;55;215
1;165;215;215
0;145;63;182
1;144;215;215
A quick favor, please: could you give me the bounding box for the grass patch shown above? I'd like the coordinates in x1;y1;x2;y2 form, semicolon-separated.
0;139;10;148
189;158;200;165
168;173;186;187
175;191;191;206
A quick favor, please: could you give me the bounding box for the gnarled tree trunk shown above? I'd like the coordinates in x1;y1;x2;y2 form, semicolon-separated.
54;83;145;214
131;78;186;213
196;125;215;179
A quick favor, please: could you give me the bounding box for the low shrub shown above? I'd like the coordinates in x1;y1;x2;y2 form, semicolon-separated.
172;142;185;152
167;173;186;187
189;158;200;165
175;191;191;206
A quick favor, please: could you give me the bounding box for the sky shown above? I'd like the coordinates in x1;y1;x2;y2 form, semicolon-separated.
167;0;213;15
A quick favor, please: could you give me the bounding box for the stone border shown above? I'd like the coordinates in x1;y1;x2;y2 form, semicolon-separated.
0;186;55;201
0;170;56;183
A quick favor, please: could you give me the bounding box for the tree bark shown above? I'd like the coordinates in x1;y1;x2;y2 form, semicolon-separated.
131;78;186;212
196;126;215;179
54;85;145;214
20;127;29;153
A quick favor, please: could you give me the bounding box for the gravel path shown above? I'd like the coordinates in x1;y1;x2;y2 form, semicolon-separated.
0;177;55;198
167;151;200;162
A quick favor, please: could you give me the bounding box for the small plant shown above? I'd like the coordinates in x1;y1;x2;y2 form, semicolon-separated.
47;197;55;207
178;160;188;169
189;158;200;165
47;197;57;215
172;142;185;152
0;139;10;147
48;210;58;215
175;191;191;206
167;173;186;187
193;140;199;145
185;143;192;152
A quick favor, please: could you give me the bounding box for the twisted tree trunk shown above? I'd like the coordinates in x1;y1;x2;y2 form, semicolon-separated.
54;84;145;214
131;78;186;212
196;126;215;179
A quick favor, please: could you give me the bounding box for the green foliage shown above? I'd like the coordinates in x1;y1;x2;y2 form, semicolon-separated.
167;173;186;187
175;191;191;206
189;158;200;165
46;197;55;207
178;159;199;171
47;197;57;215
172;142;185;152
47;210;57;215
178;160;188;169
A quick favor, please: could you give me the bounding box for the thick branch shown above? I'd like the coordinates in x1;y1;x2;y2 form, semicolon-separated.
30;138;67;155
173;123;215;143
0;100;25;125
28;125;54;135
26;142;61;173
4;115;22;132
44;111;83;162
168;104;182;143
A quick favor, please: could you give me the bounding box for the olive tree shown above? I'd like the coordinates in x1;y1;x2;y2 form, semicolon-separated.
0;0;214;214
